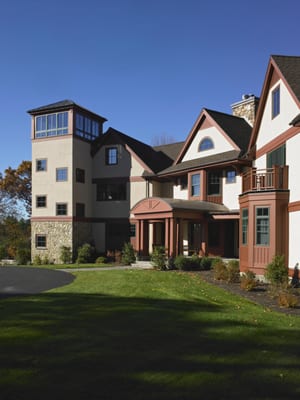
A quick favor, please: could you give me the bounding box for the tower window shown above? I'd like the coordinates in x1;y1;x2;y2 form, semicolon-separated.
35;112;68;138
56;168;68;182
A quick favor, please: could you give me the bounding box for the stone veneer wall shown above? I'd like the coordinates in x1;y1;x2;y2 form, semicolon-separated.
231;95;260;126
32;221;73;264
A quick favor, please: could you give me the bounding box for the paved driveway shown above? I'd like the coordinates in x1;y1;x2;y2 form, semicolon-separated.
0;267;75;298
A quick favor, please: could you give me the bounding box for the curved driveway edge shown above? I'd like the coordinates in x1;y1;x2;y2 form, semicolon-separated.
0;267;75;298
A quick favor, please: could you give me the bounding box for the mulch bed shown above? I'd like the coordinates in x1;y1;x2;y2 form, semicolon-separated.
197;269;300;316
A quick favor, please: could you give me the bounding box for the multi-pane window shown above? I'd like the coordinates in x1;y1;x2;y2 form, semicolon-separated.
226;170;236;184
36;234;46;248
241;208;248;245
76;203;85;217
76;168;85;183
207;171;221;195
105;147;118;165
191;174;200;197
36;195;46;208
56;203;67;216
256;207;270;245
96;182;126;201
36;159;47;171
267;144;286;168
129;224;136;237
35;112;68;138
75;113;99;140
199;137;214;151
56;168;68;182
272;86;280;118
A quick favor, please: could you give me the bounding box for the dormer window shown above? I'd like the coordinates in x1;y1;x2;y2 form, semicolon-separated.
106;147;118;165
272;86;280;118
199;137;214;152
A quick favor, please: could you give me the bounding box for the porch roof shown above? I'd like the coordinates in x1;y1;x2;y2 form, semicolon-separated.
131;197;230;216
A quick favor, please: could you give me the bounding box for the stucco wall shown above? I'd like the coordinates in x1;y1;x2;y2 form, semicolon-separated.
182;126;234;162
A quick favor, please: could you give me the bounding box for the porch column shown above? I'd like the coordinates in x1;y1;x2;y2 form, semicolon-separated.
135;220;141;254
178;219;183;255
140;219;149;256
169;218;178;256
165;218;170;256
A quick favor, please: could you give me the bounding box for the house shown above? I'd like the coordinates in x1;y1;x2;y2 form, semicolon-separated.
29;55;300;276
239;55;300;275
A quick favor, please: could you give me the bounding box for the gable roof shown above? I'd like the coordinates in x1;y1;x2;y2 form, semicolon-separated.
248;55;300;152
92;127;180;174
272;55;300;102
158;149;243;177
27;99;107;122
175;108;252;164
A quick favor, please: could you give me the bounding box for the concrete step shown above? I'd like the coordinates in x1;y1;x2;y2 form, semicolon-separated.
131;260;153;269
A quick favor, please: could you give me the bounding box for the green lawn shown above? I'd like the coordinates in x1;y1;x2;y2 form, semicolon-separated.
0;269;300;400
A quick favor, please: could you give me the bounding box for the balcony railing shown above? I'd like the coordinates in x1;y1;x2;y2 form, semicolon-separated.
242;166;289;193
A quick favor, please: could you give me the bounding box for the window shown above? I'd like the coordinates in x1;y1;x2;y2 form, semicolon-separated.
191;174;200;197
76;168;85;183
76;203;85;217
36;234;46;248
56;203;67;216
267;144;286;168
35;112;68;138
272;86;280;118
129;224;136;237
105;147;118;165
75;113;99;140
36;159;47;171
199;137;214;151
97;182;126;201
56;168;68;182
36;195;46;208
242;208;248;245
256;207;270;246
226;170;236;184
207;171;221;195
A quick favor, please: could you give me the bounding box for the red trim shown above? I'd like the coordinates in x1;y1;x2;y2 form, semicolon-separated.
288;201;300;212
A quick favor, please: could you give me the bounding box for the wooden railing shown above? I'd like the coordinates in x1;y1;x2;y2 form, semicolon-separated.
242;166;289;193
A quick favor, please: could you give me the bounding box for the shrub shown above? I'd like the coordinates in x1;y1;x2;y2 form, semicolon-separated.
227;260;240;283
33;254;42;265
201;256;212;270
278;290;299;308
76;243;95;264
95;256;107;264
213;258;228;281
240;270;258;291
15;247;31;265
60;246;72;264
265;255;288;286
151;246;166;270
121;242;136;265
190;255;202;270
174;255;189;270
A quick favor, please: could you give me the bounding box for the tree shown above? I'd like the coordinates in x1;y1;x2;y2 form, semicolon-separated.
0;161;31;216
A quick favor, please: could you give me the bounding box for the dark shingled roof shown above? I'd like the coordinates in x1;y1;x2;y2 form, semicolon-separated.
27;99;107;122
149;197;230;213
272;55;300;102
92;128;179;173
204;109;252;152
153;141;184;161
159;149;242;176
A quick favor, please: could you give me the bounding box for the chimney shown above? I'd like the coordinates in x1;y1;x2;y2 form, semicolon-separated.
231;94;259;126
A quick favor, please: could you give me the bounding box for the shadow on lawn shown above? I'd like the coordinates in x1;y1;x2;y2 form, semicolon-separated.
0;292;300;400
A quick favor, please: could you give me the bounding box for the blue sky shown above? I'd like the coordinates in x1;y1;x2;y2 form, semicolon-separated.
0;0;299;174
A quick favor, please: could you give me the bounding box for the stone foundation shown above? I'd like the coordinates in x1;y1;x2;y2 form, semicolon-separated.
31;220;93;264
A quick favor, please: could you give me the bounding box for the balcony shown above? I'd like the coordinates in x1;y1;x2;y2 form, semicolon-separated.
242;166;289;193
